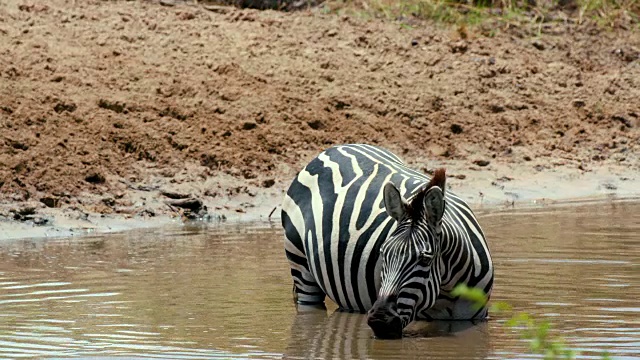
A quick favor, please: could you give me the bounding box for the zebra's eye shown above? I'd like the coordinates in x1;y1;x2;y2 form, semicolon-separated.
419;251;433;266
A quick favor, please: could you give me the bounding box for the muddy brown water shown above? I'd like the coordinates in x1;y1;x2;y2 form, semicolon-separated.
0;201;638;359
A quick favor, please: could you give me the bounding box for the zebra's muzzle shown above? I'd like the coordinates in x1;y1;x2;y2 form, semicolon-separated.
367;297;403;339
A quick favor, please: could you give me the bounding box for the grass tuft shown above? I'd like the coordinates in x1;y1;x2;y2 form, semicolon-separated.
320;0;640;29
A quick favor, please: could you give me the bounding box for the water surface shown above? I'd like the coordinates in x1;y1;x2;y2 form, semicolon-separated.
0;201;638;359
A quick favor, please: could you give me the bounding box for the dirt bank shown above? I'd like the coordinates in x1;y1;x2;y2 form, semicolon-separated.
1;0;638;240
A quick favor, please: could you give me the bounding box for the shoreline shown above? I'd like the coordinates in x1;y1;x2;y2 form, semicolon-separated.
2;160;638;242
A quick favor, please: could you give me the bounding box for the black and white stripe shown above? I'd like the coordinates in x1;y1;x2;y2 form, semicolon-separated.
281;144;493;331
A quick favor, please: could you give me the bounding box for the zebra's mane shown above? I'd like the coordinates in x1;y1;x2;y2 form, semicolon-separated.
405;168;446;221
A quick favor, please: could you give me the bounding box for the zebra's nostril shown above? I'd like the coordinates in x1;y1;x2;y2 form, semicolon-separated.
368;314;403;339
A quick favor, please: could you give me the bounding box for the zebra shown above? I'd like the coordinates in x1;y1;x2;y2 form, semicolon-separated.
281;144;494;339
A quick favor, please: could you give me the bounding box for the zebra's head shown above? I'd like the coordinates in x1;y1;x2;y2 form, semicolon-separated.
367;168;447;339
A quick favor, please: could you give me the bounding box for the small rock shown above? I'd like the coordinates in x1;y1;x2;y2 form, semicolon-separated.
8;140;28;151
613;47;640;62
18;4;49;12
321;74;334;82
532;40;545;50
138;209;156;217
32;217;49;226
53;102;77;113
411;39;419;46
473;160;490;167
450;41;468;54
85;172;106;184
17;207;36;217
242;169;257;179
102;198;116;207
488;104;505;113
40;196;59;208
523;155;532;161
450;124;463;134
262;179;275;188
177;12;195;21
488;57;496;65
159;107;189;121
166;197;203;212
242;122;257;130
612;115;632;128
98;99;126;113
12;207;36;221
572;99;586;108
183;208;204;220
204;189;218;197
455;174;466;180
161;191;190;199
334;100;350;110
325;29;338;37
307;120;324;130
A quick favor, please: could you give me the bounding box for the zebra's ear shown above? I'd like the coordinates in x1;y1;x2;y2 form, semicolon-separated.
424;187;445;230
426;168;446;194
424;168;446;224
383;182;407;222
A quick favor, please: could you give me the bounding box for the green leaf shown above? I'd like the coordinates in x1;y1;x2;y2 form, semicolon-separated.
530;337;542;352
564;349;578;360
544;348;556;360
506;312;532;328
490;301;512;313
536;320;551;340
450;284;488;309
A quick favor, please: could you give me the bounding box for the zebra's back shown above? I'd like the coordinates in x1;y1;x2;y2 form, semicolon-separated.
282;144;491;313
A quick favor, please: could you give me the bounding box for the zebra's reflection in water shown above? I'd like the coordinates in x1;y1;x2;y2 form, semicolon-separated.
284;305;491;360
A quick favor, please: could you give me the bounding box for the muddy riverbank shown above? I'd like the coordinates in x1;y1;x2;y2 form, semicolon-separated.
2;160;638;241
1;0;638;240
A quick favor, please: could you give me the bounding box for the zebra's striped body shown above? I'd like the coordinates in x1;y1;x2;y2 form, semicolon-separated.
282;144;493;335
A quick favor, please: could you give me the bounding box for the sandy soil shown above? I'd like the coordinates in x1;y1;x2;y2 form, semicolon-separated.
1;0;639;240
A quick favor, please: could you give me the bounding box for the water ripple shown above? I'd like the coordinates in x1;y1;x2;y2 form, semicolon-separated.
0;201;638;359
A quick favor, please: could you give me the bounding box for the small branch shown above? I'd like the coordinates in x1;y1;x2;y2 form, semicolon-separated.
268;206;277;219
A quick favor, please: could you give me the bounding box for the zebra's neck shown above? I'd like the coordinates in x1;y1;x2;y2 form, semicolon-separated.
438;219;474;291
